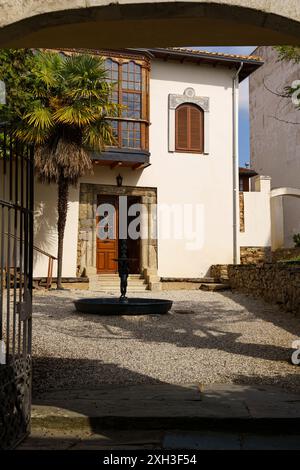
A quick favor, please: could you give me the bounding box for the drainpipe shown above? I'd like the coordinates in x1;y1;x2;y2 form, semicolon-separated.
232;62;243;265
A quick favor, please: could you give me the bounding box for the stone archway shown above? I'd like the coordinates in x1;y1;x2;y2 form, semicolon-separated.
0;1;300;48
271;187;300;250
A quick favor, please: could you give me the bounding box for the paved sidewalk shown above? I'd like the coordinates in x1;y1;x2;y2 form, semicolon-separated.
19;383;300;450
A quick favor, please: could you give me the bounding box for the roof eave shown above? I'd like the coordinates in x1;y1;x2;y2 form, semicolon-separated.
140;48;263;81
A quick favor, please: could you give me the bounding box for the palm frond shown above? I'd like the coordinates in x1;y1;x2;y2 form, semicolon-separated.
53;104;97;127
17;50;118;184
32;51;63;89
54;139;93;183
24;105;54;130
62;54;108;84
14;123;51;145
83;119;117;150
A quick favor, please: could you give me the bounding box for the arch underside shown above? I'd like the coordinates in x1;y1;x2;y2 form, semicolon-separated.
0;2;300;48
271;188;300;199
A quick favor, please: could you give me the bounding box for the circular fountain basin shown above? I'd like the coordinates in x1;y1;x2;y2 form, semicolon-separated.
74;298;173;315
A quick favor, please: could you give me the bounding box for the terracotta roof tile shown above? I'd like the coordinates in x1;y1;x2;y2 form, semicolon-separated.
166;47;263;62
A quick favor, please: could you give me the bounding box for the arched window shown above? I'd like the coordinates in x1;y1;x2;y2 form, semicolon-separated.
175;104;204;153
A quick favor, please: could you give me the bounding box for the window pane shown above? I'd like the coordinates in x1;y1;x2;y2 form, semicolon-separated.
122;92;141;118
105;58;119;83
122;61;141;91
105;59;119;110
108;120;118;146
112;91;118;104
121;121;141;148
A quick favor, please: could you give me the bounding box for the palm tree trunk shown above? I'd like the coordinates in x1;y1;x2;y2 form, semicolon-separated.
57;172;69;289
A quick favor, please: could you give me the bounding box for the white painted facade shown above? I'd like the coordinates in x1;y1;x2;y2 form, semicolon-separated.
33;54;271;281
240;175;271;248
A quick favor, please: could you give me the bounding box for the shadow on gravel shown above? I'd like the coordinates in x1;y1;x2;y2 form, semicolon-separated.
32;356;164;397
219;290;300;337
32;294;298;382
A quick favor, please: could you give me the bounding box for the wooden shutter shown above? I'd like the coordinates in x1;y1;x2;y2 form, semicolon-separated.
175;104;204;153
190;106;204;152
176;105;188;150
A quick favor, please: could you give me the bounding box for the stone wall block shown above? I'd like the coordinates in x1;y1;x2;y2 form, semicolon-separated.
213;262;300;316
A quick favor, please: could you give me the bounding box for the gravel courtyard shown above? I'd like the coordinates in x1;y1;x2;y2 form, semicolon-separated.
32;289;300;396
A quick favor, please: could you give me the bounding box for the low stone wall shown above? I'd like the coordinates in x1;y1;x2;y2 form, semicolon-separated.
216;264;300;316
210;264;229;281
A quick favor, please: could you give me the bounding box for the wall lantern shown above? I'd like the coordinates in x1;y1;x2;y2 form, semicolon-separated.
116;174;123;187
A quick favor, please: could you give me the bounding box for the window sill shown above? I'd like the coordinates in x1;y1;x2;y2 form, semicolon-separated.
169;150;209;156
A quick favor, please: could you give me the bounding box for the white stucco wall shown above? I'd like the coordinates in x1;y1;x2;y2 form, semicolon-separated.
33;182;79;277
239;175;271;248
250;46;300;248
33;58;236;279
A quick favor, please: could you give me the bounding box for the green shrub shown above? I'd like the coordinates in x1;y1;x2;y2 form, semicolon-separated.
278;255;300;265
293;233;300;248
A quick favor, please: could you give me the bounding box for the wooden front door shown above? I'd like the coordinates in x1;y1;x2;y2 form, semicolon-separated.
96;195;118;273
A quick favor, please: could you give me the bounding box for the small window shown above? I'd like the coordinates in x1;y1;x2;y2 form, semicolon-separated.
175;104;204;153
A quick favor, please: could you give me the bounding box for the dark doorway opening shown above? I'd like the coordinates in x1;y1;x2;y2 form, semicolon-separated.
96;194;141;275
125;195;141;274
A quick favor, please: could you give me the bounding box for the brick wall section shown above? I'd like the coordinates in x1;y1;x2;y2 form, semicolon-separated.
240;246;272;265
213;263;300;316
211;247;272;280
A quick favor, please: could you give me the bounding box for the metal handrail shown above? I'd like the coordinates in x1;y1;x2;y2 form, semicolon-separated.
4;232;57;289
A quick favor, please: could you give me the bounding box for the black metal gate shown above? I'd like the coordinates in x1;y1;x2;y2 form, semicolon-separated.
0;123;34;449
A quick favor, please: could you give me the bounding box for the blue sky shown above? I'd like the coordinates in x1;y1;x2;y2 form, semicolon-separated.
193;46;256;167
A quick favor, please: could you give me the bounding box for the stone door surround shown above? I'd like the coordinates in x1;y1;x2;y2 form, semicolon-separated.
78;183;158;279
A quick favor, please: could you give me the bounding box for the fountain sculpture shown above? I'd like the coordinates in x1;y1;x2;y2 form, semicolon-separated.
74;240;172;315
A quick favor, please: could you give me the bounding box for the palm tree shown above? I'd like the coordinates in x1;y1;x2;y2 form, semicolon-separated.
15;51;119;289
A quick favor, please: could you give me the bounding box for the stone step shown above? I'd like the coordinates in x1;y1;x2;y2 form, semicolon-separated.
90;273;148;292
200;283;231;292
90;277;146;284
93;279;144;282
90;282;148;289
89;276;148;293
89;285;148;294
30;384;300;437
92;274;143;279
200;277;220;284
161;277;220;284
90;284;148;289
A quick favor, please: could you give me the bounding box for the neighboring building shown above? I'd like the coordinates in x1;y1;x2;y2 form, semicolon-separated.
239;167;258;192
33;47;267;288
250;46;300;248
